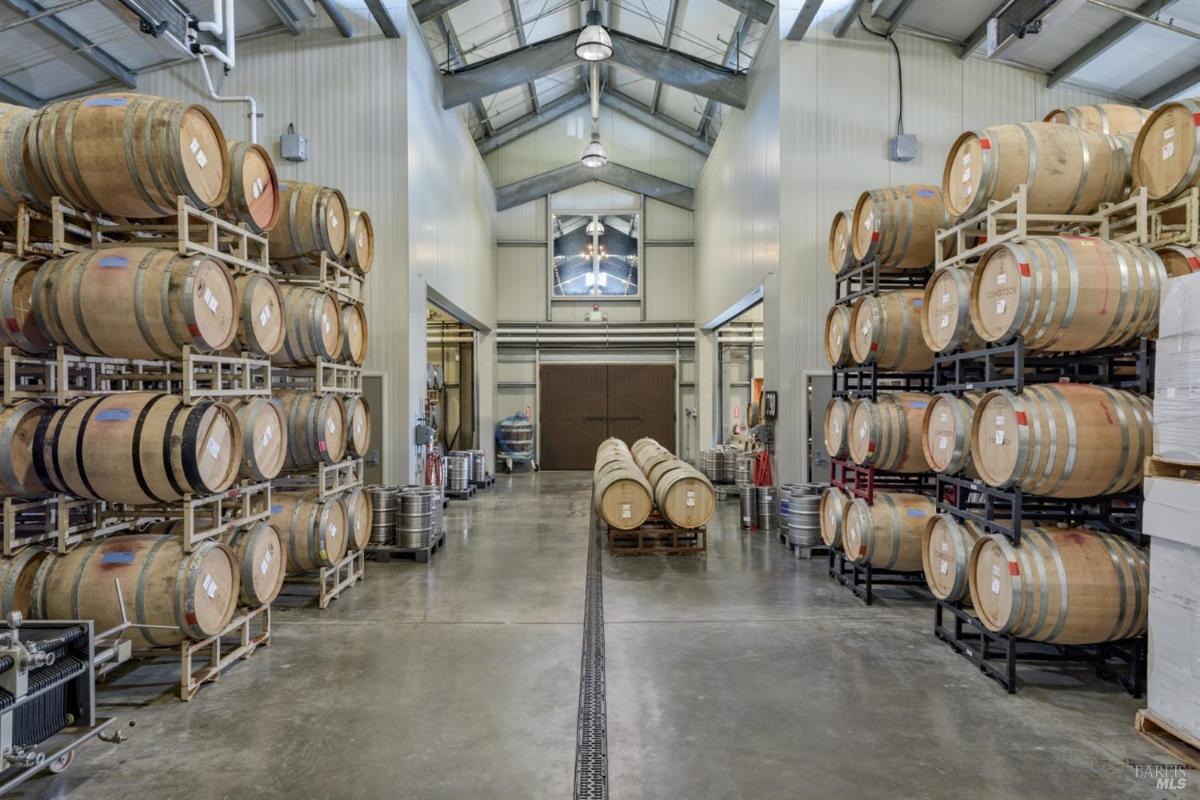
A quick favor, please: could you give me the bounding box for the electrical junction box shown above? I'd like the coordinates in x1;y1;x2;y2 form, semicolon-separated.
281;131;308;162
585;304;606;322
414;423;435;445
889;134;918;163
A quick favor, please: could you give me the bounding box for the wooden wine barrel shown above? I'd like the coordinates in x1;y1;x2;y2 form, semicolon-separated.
225;522;285;607
343;395;371;457
229;272;286;357
922;514;983;603
0;256;50;355
33;392;241;505
1157;244;1200;278
851;185;955;269
849;289;934;371
842;492;934;571
220;140;280;234
341;303;369;365
0;402;52;498
943;122;1131;218
0;103;39;221
819;486;850;548
1044;104;1151;136
827;209;854;274
32;247;239;359
268;182;350;263
343;487;372;550
272;286;343;367
847;392;931;474
971;383;1151;498
652;465;715;529
921;265;983;353
969;526;1148;644
0;548;48;617
824;398;850;459
226;398;288;481
969;236;1165;352
921;392;982;476
1133;99;1200;201
270;491;349;573
25;93;229;219
277;390;346;469
594;438;653;530
32;535;238;647
346;210;375;274
824;304;853;367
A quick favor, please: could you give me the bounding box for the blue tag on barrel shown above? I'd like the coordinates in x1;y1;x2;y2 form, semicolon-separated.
271;504;283;514
907;509;927;518
98;257;128;268
96;409;131;422
85;97;128;107
916;189;936;198
101;551;135;565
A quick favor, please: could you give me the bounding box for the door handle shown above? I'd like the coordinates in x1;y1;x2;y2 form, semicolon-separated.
609;415;642;422
584;414;606;421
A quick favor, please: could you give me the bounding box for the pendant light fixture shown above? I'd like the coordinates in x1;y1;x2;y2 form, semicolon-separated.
575;8;613;61
580;133;608;168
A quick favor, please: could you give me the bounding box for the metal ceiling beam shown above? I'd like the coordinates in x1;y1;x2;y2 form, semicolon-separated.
478;91;590;155
884;0;919;35
365;0;401;38
443;29;749;110
1139;63;1200;107
506;0;541;113
1047;0;1175;88
786;0;825;41
0;78;40;107
833;0;870;37
698;12;752;143
6;0;136;88
262;0;309;34
958;1;1010;59
987;0;1087;62
316;0;353;37
413;0;469;24
438;15;494;136
716;0;774;25
601;92;711;155
495;161;694;210
649;0;681;113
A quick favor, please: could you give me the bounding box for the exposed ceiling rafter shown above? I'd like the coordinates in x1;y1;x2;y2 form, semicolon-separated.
649;0;681;114
5;0;137;88
478;90;591;155
958;0;1011;60
883;0;919;35
413;0;468;24
833;0;870;37
495;161;695;210
1047;0;1176;88
716;0;774;25
262;0;310;34
506;0;541;113
698;12;751;143
1139;63;1200;107
365;0;402;38
0;78;40;106
786;0;825;41
602;91;712;155
437;15;495;137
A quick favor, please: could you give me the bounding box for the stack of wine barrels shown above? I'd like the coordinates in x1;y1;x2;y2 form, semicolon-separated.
593;439;654;530
629;438;716;530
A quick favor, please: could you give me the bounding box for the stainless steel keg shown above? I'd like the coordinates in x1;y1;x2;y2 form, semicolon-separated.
395;487;437;548
447;452;471;492
755;485;778;530
367;484;399;545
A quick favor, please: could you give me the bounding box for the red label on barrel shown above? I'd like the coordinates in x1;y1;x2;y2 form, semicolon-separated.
1018;262;1031;277
1008;562;1020;576
869;342;879;352
4;318;18;333
1189;256;1200;271
1015;412;1028;426
187;323;200;336
1192;112;1200;127
979;138;991;150
871;232;880;242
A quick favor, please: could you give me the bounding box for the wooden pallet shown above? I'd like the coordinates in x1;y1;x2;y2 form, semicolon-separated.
1136;709;1200;769
607;520;706;556
366;530;447;563
1145;455;1200;480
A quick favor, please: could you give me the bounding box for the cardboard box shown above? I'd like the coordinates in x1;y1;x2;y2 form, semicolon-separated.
1143;477;1200;548
1148;538;1200;742
1155;273;1200;462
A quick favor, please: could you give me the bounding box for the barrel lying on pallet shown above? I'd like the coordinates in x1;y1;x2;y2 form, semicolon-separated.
272;286;343;367
921;392;982;477
827;209;854;274
33;535;238;647
270;490;350;573
148;519;285;609
343;487;372;551
34;392;242;504
229;272;286;357
842;492;934;571
852;185;955;269
969;526;1148;644
26;93;229;219
0;256;50;355
346;210;375;274
922;514;983;603
921;265;982;354
1133;99;1200;202
849;289;934;371
226;397;288;481
824;398;850;459
269;182;350;264
630;437;716;529
0;103;39;221
0;548;48;617
220;140;280;234
819;486;850;548
971;383;1152;498
33;247;239;359
824;305;853;367
847;392;932;474
943;122;1131;218
969;236;1165;352
0;402;51;498
593;439;653;530
276;390;346;470
1157;244;1200;278
341;303;369;365
1044;104;1150;136
343;395;371;458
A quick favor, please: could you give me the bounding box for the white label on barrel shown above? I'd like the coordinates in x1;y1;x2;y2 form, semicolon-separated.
329;211;338;228
358;233;366;249
190;138;200;154
329;523;338;539
859;425;867;440
941;541;949;553
203;287;218;313
939;436;948;450
328;419;336;434
203;574;217;598
260;551;272;574
994;430;1004;445
961;167;971;183
207;437;221;458
355;421;362;435
262;427;272;448
991;578;1001;595
964;185;972;198
259;305;271;326
196;149;208;169
686;491;695;508
252;178;263;199
864;212;874;230
861;322;870;336
997;273;1006;285
995;299;1006;315
941;291;949;304
940;561;949;575
621;503;631;519
1164;142;1175;160
962;153;971;166
1165;127;1176;140
939;314;949;329
323;314;330;333
995;415;1004;426
836;233;845;251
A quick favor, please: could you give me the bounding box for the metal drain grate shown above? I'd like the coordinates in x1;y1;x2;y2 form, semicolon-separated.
574;530;608;799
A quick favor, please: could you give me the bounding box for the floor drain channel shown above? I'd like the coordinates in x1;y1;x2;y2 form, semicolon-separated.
574;530;608;799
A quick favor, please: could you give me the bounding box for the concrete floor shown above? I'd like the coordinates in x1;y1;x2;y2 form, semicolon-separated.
14;471;1196;799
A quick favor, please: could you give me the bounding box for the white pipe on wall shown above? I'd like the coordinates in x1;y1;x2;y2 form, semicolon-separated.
196;53;258;144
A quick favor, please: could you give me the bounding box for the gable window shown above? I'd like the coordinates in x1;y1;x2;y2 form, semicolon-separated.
551;212;640;298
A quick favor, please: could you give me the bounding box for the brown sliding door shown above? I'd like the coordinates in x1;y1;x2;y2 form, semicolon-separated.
539;364;676;470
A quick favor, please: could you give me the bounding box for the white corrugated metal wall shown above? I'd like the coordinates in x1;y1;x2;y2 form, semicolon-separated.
140;3;496;482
